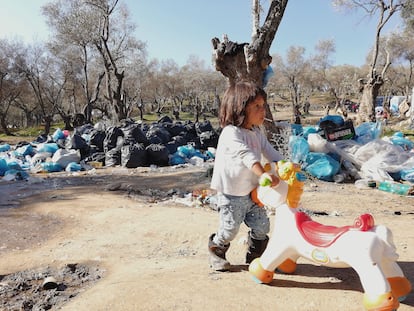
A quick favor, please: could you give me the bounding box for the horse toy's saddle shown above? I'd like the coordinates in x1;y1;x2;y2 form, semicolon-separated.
295;212;375;247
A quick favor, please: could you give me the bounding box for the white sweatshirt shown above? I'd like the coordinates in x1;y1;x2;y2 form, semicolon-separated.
210;125;283;196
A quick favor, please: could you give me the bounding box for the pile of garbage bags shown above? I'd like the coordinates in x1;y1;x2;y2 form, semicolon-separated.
288;115;414;185
1;114;413;188
0;116;218;180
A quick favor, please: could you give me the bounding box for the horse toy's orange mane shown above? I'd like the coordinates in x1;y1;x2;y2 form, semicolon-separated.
261;160;306;208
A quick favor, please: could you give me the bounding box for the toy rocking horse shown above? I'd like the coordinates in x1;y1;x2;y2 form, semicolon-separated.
249;160;411;311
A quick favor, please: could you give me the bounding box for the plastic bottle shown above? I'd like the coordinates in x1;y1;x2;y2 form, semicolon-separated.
354;179;376;190
377;180;413;196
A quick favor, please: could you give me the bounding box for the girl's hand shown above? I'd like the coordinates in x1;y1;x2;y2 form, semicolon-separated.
259;172;280;187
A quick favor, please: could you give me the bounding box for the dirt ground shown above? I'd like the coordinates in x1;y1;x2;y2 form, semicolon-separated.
0;162;413;311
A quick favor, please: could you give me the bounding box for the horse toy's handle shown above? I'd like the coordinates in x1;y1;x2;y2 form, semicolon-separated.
261;160;306;208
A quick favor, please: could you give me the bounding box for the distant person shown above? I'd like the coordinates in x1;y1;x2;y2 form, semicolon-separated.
303;101;310;114
208;81;283;271
324;105;331;116
383;109;389;125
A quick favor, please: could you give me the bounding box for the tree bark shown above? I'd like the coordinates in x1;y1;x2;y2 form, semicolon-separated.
211;0;289;136
357;73;383;123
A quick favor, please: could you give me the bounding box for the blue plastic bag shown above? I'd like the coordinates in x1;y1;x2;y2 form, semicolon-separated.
289;136;309;163
169;152;187;165
0;144;11;152
53;128;66;141
291;124;303;136
65;162;82;172
304;152;340;181
354;121;383;144
41;162;63;172
0;158;8;176
36;143;59;154
14;144;34;157
401;168;414;183
390;133;413;151
302;126;318;140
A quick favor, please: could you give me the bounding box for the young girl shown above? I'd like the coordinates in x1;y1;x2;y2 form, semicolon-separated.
208;81;283;271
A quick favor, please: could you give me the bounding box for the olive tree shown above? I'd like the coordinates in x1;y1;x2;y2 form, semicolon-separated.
211;0;289;135
333;0;407;124
271;46;311;115
0;39;25;135
42;0;146;125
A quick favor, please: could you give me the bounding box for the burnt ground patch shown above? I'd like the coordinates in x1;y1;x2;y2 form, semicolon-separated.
0;262;105;311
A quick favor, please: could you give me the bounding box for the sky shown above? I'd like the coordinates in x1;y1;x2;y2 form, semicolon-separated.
0;0;404;69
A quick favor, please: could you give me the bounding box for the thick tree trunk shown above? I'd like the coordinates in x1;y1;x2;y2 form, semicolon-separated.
357;73;383;124
84;71;105;124
0;116;12;136
113;71;126;121
62;115;72;130
211;0;288;137
43;115;53;136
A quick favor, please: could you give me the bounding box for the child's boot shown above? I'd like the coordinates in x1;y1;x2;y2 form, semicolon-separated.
208;234;230;271
246;233;269;264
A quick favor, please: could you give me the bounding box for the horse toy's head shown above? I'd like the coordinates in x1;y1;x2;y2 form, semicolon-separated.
276;160;306;208
255;160;306;209
276;160;303;184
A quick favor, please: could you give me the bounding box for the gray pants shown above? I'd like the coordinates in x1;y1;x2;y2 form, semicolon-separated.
213;193;270;246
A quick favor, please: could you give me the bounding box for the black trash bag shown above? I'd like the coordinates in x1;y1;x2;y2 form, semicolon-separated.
318;120;338;130
66;133;90;159
163;122;186;137
199;130;219;149
181;128;198;143
184;121;197;136
187;137;202;150
83;152;106;166
146;143;170;166
105;147;121;167
195;120;214;135
147;135;163;145
145;125;171;144
35;133;49;143
104;126;124;153
172;135;188;146
15;141;33;148
141;123;150;133
121;122;149;146
121;143;148;168
89;130;106;152
74;123;94;136
165;140;178;154
158;115;173;124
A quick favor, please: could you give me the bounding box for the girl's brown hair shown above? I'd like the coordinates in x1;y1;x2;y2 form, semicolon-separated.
219;81;267;128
